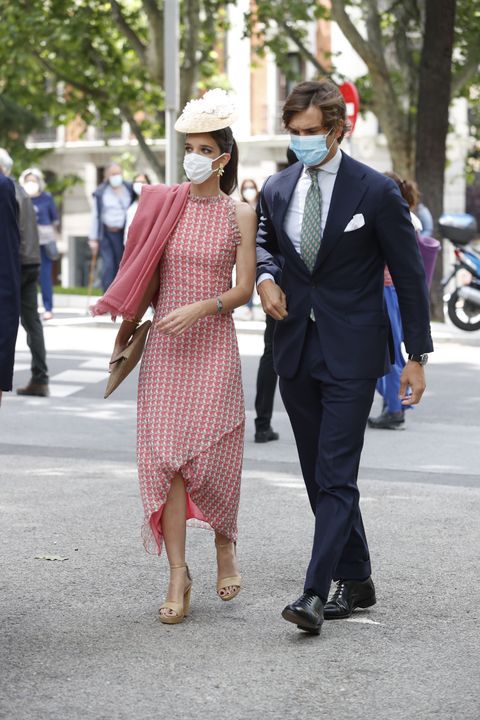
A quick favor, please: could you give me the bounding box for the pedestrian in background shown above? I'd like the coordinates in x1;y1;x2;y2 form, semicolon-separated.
0;173;21;406
236;179;259;319
0;150;50;398
240;178;259;207
368;172;423;430
92;90;256;625
247;178;281;444
88;163;134;292
19;168;60;321
124;172;151;244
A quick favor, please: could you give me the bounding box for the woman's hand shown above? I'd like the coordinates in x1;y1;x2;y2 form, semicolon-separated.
109;321;136;370
156;302;206;337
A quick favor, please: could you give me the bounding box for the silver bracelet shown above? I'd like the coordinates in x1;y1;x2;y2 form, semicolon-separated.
216;297;223;314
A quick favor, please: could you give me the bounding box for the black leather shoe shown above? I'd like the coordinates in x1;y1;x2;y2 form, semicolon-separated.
324;578;376;620
281;591;324;634
368;410;404;429
254;427;279;443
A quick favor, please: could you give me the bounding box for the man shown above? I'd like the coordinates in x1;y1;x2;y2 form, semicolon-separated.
256;80;432;635
0;173;21;406
0;149;49;397
88;163;134;291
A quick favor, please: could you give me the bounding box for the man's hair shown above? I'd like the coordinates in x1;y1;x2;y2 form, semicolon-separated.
282;79;350;144
0;148;13;175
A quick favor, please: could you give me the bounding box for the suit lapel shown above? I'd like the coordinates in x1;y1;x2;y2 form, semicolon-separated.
273;162;310;273
313;153;368;272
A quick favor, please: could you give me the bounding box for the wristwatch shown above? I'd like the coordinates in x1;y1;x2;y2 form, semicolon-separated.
408;353;429;366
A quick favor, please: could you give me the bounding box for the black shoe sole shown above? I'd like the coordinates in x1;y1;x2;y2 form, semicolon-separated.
281;607;323;635
324;596;377;620
367;420;404;430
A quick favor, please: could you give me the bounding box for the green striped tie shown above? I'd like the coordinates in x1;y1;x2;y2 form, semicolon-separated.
300;169;322;272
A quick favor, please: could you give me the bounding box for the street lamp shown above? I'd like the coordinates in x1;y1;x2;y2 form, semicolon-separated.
164;0;179;184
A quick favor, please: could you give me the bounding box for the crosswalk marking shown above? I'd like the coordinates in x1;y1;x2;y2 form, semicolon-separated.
49;384;84;398
50;370;108;384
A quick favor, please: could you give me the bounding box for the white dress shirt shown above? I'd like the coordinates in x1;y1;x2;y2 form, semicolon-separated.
257;149;343;286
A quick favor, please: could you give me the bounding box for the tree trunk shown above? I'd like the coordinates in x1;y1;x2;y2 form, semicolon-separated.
415;0;456;322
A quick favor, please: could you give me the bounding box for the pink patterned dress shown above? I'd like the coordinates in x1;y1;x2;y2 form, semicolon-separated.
137;194;245;554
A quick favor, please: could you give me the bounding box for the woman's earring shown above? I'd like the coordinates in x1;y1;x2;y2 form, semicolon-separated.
217;165;225;177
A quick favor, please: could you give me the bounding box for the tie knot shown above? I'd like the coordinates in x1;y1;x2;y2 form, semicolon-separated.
307;168;319;185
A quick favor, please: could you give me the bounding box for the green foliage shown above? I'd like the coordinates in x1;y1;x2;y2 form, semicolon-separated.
0;0;236;178
245;0;330;80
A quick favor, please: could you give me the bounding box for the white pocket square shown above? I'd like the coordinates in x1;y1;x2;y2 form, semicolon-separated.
344;213;365;233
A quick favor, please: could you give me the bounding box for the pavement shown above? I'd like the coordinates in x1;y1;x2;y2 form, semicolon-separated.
1;306;479;720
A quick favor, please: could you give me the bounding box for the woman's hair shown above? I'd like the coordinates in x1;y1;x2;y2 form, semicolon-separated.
384;171;419;209
282;79;350;143
209;127;238;195
134;172;151;184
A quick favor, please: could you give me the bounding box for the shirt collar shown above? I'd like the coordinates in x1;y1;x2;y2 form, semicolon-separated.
302;149;343;177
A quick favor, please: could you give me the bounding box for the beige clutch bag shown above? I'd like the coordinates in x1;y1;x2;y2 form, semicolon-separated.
104;320;152;399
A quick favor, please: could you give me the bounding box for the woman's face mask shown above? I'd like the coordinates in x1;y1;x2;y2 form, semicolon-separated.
133;181;145;196
23;180;40;197
108;173;123;188
183;152;225;185
289;128;335;167
243;187;257;202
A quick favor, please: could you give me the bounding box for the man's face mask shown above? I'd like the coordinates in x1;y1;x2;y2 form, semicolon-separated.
289;128;335;167
109;173;123;188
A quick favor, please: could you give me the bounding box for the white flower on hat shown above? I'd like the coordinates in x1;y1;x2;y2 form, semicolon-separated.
175;88;239;133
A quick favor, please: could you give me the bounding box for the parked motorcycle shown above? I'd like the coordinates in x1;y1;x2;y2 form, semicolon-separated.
440;213;480;331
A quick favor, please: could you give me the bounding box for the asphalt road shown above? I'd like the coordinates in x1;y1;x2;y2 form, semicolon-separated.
1;314;479;720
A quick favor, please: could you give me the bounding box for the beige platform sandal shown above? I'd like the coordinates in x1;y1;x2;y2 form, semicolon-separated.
215;542;241;601
159;563;193;624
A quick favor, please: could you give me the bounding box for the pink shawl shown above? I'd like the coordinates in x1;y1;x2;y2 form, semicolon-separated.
91;182;191;319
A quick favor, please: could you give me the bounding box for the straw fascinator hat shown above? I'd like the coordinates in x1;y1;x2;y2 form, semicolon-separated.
174;89;239;133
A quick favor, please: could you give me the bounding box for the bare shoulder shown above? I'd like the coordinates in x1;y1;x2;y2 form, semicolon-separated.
234;200;257;228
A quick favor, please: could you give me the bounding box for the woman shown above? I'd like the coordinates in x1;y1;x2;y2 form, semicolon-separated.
240;178;259;208
20;168;59;321
92;89;256;624
124;172;151;244
238;180;260;320
368;173;422;430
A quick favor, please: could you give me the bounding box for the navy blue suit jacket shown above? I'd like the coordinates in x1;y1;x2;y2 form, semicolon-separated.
256;152;433;380
0;175;21;391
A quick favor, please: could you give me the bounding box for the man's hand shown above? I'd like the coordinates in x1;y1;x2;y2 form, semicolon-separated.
258;280;288;320
88;239;99;256
399;361;426;406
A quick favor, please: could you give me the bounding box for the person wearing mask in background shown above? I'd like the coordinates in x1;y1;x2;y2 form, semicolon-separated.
89;163;134;292
19;168;60;322
0;150;50;398
0;173;21;407
368;173;423;430
124;173;151;244
237;179;259;320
